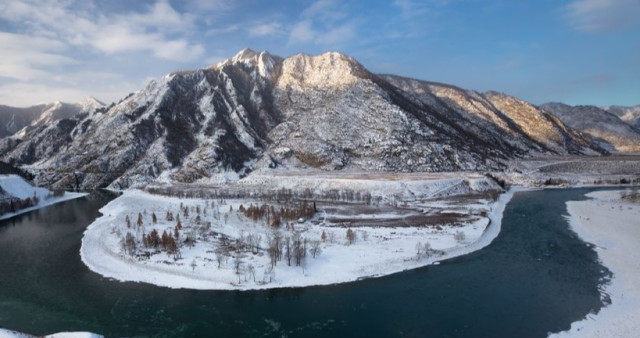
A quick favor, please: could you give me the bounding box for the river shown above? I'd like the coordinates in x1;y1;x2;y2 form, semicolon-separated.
0;188;612;337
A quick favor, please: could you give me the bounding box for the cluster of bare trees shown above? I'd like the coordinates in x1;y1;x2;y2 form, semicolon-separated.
0;192;40;216
145;185;379;206
415;241;444;260
238;202;316;227
264;231;324;270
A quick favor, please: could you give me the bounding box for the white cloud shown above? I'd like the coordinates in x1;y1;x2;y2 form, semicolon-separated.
0;32;74;81
0;0;208;106
290;20;316;43
248;22;283;37
565;0;640;32
316;23;356;45
0;0;204;62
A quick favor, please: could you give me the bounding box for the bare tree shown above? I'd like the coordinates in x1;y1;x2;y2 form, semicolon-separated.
454;231;466;243
123;232;136;255
346;228;357;245
360;230;368;241
190;259;197;271
247;264;256;282
267;237;278;267
292;233;307;266
234;255;244;277
328;231;336;244
423;242;432;256
310;240;322;258
285;236;292;266
263;266;275;283
215;249;226;269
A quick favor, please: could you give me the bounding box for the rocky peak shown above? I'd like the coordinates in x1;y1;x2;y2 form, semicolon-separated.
279;51;369;91
79;96;106;111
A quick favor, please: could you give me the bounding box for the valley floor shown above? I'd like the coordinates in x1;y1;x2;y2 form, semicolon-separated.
80;175;517;290
551;190;640;338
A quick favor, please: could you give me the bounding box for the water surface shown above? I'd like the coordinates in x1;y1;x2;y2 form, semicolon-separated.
0;188;611;337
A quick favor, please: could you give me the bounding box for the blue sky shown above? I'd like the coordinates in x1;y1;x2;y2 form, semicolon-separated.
0;0;638;107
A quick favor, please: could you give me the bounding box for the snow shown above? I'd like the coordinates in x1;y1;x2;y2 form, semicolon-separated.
0;175;87;221
45;332;103;338
550;190;640;338
0;329;30;338
0;329;102;338
80;185;518;291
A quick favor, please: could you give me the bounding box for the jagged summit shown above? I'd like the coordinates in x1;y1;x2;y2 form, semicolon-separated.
1;49;608;190
79;96;106;110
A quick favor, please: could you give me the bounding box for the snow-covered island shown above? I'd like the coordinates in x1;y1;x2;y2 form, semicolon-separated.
551;188;640;338
81;172;517;290
0;175;86;221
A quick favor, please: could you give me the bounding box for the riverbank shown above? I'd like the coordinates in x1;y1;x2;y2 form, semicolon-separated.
551;190;640;337
0;175;87;221
0;328;102;338
80;184;519;290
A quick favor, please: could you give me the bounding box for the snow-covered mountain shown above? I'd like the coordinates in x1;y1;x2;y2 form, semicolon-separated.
542;102;640;152
0;97;105;138
603;105;640;130
0;49;605;190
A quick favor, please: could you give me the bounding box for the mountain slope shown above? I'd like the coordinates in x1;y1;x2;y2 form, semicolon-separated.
603;105;640;130
542;102;640;152
0;97;105;138
0;49;605;190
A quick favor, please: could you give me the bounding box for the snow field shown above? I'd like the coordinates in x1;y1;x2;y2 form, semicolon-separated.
81;186;517;290
550;190;640;338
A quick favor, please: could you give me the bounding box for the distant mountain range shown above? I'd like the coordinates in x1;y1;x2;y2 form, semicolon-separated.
1;49;637;190
541;103;640;152
0;97;105;138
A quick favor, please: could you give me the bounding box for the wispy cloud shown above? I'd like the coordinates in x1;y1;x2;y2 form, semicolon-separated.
288;0;357;47
385;0;454;39
565;0;640;32
248;22;283;37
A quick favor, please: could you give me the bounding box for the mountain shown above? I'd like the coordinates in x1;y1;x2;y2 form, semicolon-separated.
0;97;105;138
0;49;605;190
603;105;640;130
541;102;640;152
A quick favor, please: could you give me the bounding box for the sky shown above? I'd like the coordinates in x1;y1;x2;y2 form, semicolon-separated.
0;0;638;107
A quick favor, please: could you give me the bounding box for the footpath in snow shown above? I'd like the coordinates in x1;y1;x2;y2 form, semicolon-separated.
0;175;87;221
80;187;520;291
550;190;640;338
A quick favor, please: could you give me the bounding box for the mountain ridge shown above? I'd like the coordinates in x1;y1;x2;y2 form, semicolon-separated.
0;49;608;190
541;102;640;152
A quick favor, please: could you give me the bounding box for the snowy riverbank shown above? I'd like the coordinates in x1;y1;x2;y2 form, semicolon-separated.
0;328;102;338
0;175;87;221
81;186;520;290
550;190;640;338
